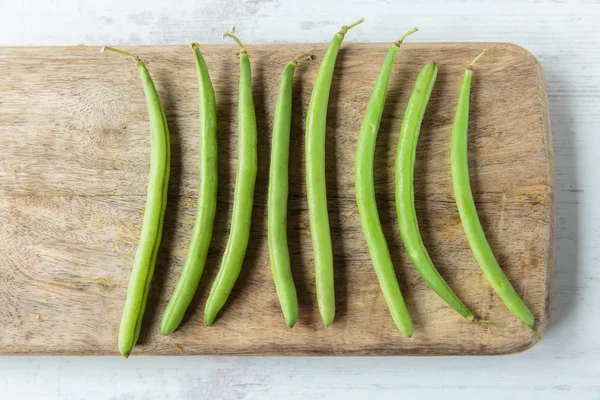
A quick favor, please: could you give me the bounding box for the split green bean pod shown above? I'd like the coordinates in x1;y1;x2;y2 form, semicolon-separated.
395;61;474;322
355;28;418;338
268;53;312;328
451;49;538;337
306;17;364;327
102;46;171;358
204;28;257;325
161;43;218;336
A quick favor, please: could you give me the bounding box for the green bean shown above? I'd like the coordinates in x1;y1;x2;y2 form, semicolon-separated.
161;43;218;336
306;18;364;328
204;28;257;325
355;28;417;338
395;61;474;321
451;49;539;337
268;53;312;328
102;46;171;358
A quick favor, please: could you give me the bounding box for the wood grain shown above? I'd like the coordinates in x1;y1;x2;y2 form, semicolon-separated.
0;43;553;356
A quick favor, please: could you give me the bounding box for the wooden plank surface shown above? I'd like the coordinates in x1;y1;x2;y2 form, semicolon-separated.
0;42;553;355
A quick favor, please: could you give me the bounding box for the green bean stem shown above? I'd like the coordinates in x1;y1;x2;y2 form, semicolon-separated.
161;43;218;336
395;61;474;321
355;28;418;338
102;46;171;358
306;17;364;328
268;53;312;328
451;49;539;338
204;28;257;325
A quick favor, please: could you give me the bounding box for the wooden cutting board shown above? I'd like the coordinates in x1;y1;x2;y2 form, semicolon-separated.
0;43;553;356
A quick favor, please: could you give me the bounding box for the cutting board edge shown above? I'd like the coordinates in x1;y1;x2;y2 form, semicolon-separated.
534;42;555;340
0;336;541;356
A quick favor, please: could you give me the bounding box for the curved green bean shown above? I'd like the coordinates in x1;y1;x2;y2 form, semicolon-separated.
268;53;312;328
161;43;218;336
355;28;418;338
451;49;538;337
395;61;474;321
102;46;171;358
204;28;257;325
306;17;364;328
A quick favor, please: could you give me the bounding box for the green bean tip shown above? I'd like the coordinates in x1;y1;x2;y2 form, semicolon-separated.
190;42;200;50
351;17;366;26
402;329;413;339
292;52;314;64
338;17;365;36
161;324;173;336
222;26;236;39
468;48;489;69
531;326;542;341
221;26;236;41
394;27;419;47
101;45;141;64
222;26;247;53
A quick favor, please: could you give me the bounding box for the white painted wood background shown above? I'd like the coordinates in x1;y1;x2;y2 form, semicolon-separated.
0;0;598;399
